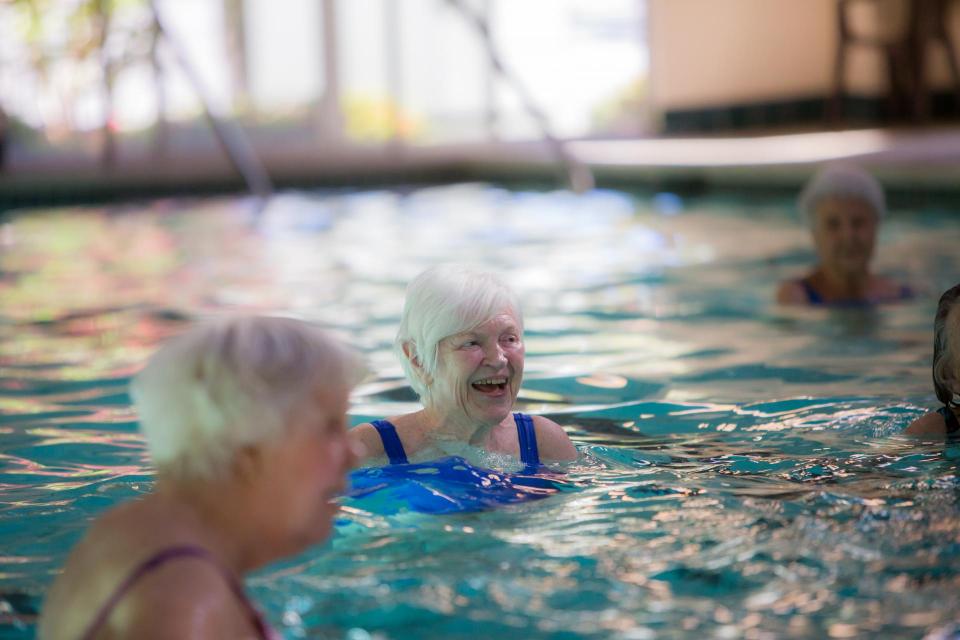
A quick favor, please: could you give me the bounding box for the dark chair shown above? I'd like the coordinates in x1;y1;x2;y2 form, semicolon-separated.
832;0;960;123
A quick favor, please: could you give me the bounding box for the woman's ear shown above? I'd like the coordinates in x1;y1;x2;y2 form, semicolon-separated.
402;341;433;387
402;341;422;371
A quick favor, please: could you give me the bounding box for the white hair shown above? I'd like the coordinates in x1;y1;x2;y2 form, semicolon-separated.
395;265;522;404
797;163;886;225
131;316;364;481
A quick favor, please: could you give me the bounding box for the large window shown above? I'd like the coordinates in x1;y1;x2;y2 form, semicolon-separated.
0;0;649;165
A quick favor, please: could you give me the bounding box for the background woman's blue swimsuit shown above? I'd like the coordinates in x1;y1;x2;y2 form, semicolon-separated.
370;412;541;466
799;278;913;306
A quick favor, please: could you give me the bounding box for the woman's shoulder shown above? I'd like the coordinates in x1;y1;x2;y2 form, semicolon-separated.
904;410;947;438
39;502;246;639
97;550;254;637
351;414;421;462
870;275;914;302
350;421;386;459
528;414;577;461
775;278;811;305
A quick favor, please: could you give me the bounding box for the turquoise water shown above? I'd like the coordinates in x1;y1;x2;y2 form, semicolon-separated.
1;184;958;638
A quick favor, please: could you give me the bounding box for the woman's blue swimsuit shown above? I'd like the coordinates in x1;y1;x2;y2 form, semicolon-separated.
799;278;913;306
938;405;960;435
799;279;825;305
370;412;541;466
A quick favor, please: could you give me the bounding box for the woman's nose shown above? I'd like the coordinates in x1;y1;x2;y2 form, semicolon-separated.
484;344;507;365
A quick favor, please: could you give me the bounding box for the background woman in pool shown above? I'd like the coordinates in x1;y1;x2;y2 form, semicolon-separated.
351;264;577;466
776;163;911;306
907;283;960;438
39;316;364;640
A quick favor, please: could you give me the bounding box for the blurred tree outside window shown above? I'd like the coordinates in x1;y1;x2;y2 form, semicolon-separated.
0;0;649;165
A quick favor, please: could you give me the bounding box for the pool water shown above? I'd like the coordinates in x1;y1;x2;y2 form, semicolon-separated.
1;184;958;639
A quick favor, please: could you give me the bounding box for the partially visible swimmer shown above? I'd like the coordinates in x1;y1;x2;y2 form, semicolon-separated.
776;163;912;306
351;264;577;467
39;316;364;640
907;284;960;438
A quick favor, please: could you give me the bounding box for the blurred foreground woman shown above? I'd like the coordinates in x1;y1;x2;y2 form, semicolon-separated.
39;316;364;639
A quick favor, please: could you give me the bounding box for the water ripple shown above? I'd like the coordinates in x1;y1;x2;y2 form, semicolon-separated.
0;187;956;638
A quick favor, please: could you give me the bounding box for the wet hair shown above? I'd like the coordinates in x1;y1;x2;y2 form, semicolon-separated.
395;264;522;404
933;283;960;407
131;316;364;481
797;163;886;225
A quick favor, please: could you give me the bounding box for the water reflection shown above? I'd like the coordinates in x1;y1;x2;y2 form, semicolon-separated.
0;185;958;638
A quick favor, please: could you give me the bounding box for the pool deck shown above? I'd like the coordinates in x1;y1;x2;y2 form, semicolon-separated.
567;127;960;188
1;125;959;205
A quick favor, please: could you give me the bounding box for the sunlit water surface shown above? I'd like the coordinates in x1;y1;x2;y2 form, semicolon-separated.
1;185;958;639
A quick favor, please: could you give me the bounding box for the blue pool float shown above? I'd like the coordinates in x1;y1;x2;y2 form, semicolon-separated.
343;456;565;515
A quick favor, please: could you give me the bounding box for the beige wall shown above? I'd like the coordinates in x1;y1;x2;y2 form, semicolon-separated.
647;0;960;112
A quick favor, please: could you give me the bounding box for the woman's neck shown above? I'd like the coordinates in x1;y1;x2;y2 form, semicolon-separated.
155;477;265;574
812;266;872;299
418;405;501;446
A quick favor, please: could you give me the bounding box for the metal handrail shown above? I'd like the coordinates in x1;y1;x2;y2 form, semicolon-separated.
149;0;274;211
445;0;595;193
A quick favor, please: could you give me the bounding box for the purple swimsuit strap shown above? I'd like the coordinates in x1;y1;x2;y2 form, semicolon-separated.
79;544;272;640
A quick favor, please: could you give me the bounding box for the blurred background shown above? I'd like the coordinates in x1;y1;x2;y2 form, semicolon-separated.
1;0;960;204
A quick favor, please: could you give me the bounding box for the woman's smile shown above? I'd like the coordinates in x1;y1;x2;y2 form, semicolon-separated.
471;376;510;396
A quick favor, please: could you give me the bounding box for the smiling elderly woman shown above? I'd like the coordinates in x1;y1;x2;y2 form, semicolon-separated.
776;163;912;306
38;316;363;640
352;265;577;466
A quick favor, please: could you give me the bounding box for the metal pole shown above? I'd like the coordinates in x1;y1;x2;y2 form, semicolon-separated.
319;0;343;142
385;0;403;148
97;0;115;169
149;0;273;209
482;0;497;140
445;0;594;192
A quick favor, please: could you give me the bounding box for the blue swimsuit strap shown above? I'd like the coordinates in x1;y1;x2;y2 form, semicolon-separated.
938;406;960;435
799;278;823;305
803;279;914;306
371;419;409;464
372;416;540;466
514;412;541;467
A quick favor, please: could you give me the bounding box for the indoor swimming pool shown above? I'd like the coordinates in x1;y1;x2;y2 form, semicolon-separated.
1;184;958;638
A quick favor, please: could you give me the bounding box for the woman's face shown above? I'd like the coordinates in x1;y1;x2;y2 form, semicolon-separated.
811;196;879;276
256;384;360;555
431;310;525;425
